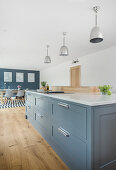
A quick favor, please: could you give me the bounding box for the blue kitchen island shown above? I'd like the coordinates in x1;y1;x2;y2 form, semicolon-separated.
25;90;116;170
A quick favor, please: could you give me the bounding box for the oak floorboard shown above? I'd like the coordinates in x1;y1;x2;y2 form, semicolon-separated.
0;107;69;170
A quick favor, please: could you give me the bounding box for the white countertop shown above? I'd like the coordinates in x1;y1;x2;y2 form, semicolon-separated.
27;90;116;106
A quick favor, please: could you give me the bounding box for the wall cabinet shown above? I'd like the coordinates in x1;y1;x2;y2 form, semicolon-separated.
25;92;116;170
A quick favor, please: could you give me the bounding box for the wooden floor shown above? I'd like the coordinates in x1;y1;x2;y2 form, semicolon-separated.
0;107;69;170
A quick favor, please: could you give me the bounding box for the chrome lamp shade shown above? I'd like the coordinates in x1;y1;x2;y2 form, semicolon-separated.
90;26;103;43
60;32;69;56
60;45;68;56
44;55;51;63
44;45;51;63
90;6;103;43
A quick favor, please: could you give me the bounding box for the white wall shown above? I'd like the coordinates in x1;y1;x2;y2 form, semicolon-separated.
40;61;71;86
1;0;116;71
40;46;116;92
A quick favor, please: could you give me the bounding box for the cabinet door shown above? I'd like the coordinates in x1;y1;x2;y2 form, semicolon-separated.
93;105;116;170
35;108;50;135
25;92;34;104
26;104;34;119
52;124;87;170
33;95;51;142
51;99;87;140
35;95;50;116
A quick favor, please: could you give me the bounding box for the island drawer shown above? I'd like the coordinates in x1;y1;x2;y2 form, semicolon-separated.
35;108;50;133
26;104;34;119
35;95;49;113
52;124;87;170
26;92;34;104
35;105;50;120
51;99;87;139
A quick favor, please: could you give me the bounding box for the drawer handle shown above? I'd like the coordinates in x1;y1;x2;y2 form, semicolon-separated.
37;97;43;100
37;114;43;118
27;106;31;109
27;93;31;96
58;102;69;109
58;127;70;137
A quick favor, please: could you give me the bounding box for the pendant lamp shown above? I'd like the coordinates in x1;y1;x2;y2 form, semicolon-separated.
44;45;51;63
90;6;103;43
60;32;69;56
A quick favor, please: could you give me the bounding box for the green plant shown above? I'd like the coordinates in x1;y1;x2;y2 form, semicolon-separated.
98;85;112;95
41;81;47;87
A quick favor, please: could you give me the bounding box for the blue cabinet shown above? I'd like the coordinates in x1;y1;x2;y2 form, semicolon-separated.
25;92;35;105
26;104;34;119
25;92;35;120
92;105;116;170
34;107;51;139
25;91;116;170
52;123;87;170
51;99;87;140
50;99;89;170
26;92;51;143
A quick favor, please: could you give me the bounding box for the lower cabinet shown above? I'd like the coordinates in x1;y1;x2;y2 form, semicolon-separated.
34;108;51;142
93;105;116;170
52;124;87;170
51;99;88;170
25;92;90;170
25;104;34;120
51;99;87;140
26;92;116;170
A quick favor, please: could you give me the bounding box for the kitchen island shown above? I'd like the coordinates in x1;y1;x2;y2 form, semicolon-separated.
25;90;116;170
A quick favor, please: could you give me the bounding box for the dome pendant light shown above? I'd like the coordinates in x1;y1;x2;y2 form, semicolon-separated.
60;32;69;56
44;45;51;63
90;6;103;43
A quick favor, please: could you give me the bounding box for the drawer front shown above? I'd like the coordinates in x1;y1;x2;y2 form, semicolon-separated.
26;104;34;119
35;96;49;116
52;99;87;139
34;121;51;143
52;124;87;170
35;108;50;133
26;92;34;104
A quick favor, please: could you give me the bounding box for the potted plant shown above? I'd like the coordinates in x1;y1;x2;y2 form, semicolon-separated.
41;81;47;92
98;85;112;95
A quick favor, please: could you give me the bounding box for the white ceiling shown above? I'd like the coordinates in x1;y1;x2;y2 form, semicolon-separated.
0;0;116;70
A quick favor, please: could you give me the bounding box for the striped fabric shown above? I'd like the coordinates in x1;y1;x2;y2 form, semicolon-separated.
0;100;25;109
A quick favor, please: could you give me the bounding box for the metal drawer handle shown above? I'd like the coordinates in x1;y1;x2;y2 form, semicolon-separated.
37;97;42;99
58;102;69;109
27;106;31;109
58;127;70;137
28;93;31;96
37;114;43;118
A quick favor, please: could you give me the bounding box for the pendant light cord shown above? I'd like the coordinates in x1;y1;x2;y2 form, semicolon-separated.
95;13;98;26
47;45;49;56
63;32;66;46
94;6;98;26
47;45;50;56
